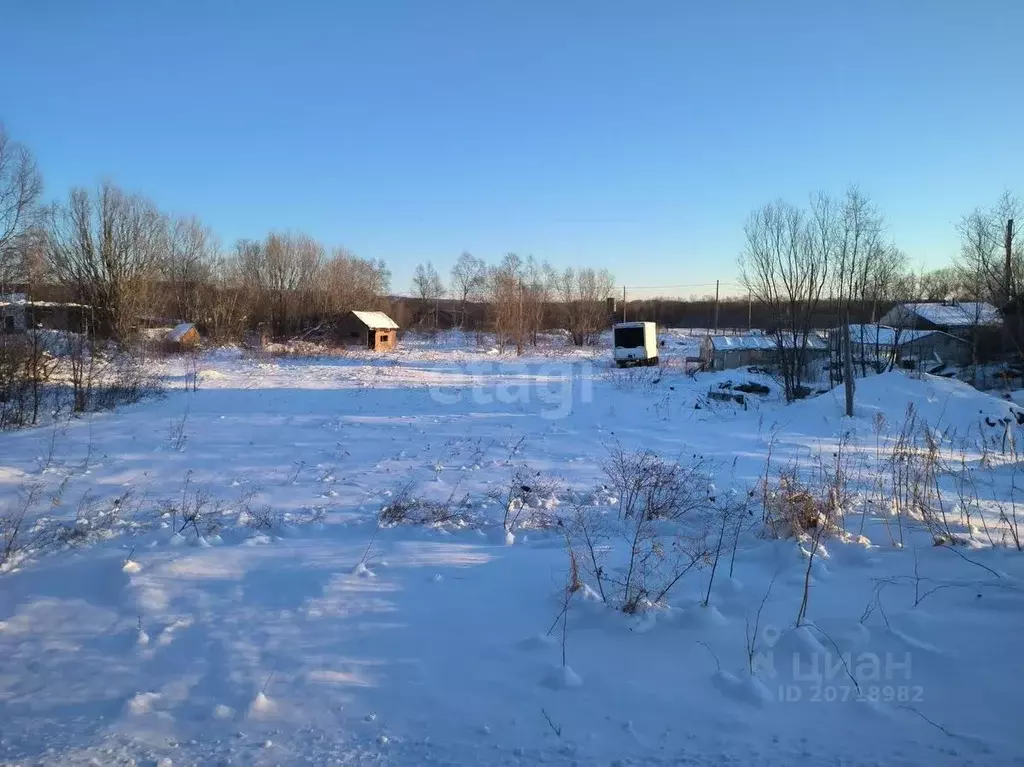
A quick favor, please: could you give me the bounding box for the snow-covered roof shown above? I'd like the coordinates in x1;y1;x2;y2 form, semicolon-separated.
351;310;399;330
705;333;827;351
843;324;963;347
167;323;197;342
0;297;88;309
888;302;1001;328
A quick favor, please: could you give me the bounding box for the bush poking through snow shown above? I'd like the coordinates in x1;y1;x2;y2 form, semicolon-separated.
378;482;474;528
240;503;283;532
0;483;47;570
158;473;222;540
602;444;712;523
3;483;148;570
760;465;833;539
565;447;716;614
492;466;561;535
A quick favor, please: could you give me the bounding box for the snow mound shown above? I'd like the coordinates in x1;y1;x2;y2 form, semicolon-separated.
127;691;161;715
675;603;728;629
803;370;1024;434
541;665;583;689
712;670;774;705
248;692;276;718
350;561;376;577
713;576;743;596
518;633;559;651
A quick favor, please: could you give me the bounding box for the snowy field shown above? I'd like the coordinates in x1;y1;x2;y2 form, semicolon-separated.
1;332;1024;765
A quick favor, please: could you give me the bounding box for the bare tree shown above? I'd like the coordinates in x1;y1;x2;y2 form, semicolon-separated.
163;216;216;322
957;191;1023;306
201;253;250;342
559;267;615;346
412;261;445;329
827;187;886;415
522;256;556;345
450;252;486;328
487;253;525;353
236;232;324;337
0;123;44;286
739;200;829;401
320;248;390;314
46;183;166;339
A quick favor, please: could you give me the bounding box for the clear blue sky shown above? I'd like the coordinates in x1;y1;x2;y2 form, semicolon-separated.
3;0;1022;297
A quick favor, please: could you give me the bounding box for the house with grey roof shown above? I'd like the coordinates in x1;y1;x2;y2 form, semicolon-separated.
878;301;1002;362
878;301;1001;335
837;324;970;370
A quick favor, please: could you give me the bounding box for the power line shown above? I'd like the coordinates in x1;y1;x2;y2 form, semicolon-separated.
616;281;744;290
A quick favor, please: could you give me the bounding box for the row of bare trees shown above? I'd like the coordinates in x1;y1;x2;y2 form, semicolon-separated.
4;121;616;347
410;253;615;349
740;186;1021;408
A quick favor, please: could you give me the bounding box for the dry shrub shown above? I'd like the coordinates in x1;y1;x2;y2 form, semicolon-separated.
761;465;831;539
379;483;473;527
491;467;561;534
566;446;715;614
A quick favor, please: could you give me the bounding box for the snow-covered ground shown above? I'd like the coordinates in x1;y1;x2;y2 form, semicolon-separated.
1;335;1023;765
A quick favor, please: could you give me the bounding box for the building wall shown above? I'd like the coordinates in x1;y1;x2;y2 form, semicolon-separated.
1;304;27;332
371;328;397;351
902;334;970;366
333;314;371;347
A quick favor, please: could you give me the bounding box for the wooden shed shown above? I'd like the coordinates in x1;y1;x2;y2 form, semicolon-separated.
164;322;201;352
334;310;399;351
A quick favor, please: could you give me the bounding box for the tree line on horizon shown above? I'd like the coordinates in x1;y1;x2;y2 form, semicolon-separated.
1;121;1020;356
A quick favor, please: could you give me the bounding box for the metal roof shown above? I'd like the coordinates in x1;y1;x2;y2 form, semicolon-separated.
842;324;965;346
167;323;197;342
704;333;827;351
887;302;1001;328
351;310;399;330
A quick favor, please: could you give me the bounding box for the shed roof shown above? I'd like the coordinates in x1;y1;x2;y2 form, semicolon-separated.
350;310;399;330
888;302;1001;328
0;297;88;309
843;324;964;346
705;333;827;351
167;323;197;342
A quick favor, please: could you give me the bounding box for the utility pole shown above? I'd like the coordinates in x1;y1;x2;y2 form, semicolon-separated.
622;286;626;322
747;288;752;332
713;280;720;334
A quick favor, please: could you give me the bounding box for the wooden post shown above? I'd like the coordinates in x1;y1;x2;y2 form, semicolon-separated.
842;312;855;417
